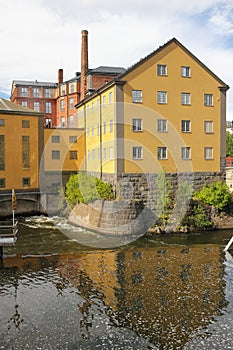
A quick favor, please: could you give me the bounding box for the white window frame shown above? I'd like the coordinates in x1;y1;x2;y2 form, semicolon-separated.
157;91;167;104
181;120;191;133
132;90;143;103
132;146;143;160
109;92;112;104
181;66;191;77
157;119;167;132
109;120;113;133
204;121;213;133
60;99;65;111
181;92;191;105
34;101;40;112
33;88;39;97
103;148;107;160
181;147;191;160
69;98;74;110
45;89;51;98
45;102;51;114
204;147;213;160
92;149;95;160
132;118;143;132
157;147;167;160
21;87;27;97
22;101;27;107
204;94;213;106
157;64;167;76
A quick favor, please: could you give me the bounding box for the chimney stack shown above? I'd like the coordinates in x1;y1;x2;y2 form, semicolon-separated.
80;30;88;100
58;68;63;84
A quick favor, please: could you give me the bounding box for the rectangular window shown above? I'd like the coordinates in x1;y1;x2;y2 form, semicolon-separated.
158;147;167;160
92;125;94;137
88;150;90;160
70;83;74;94
181;147;191;160
103;122;106;134
34;102;40;112
109;92;112;104
46;102;51;113
61;85;66;95
132;146;143;159
60;99;65;111
22;177;30;187
45;89;51;98
22;120;30;128
0;135;5;170
109;120;113;133
181;120;191;133
69;135;77;143
70;150;78;160
181;66;191;77
45;118;52;128
97;124;100;136
102;95;106;107
92;102;94;112
157;64;167;76
181;92;191;105
22;135;30;169
61;117;65;127
204;147;213;160
0;119;5;127
132;90;143;103
204;94;213;106
22;101;27;107
103;148;107;160
109;147;113;160
204;121;213;133
92;149;95;160
157;91;167;104
157;119;167;132
21;87;27;97
52;150;60;160
69;98;74;110
132;118;143;132
69;115;74;128
33;88;39;97
52;135;60;143
0;178;5;188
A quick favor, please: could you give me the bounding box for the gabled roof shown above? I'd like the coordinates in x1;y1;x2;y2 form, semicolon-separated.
12;80;57;88
118;37;229;89
0;98;43;116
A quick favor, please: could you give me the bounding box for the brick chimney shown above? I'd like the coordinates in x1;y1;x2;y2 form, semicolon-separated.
58;69;63;84
80;30;88;100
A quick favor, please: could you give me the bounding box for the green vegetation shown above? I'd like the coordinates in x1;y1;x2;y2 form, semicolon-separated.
194;181;232;211
181;203;212;229
65;173;114;208
226;131;233;156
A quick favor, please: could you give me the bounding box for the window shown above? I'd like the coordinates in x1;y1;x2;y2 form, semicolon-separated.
204;147;213;160
34;102;40;112
60;99;65;111
132;118;143;132
181;66;191;77
157;91;167;104
22;101;27;107
0;178;5;188
109;92;112;104
157;64;167;76
181;147;191;160
92;102;94;112
92;149;95;160
52;135;60;143
70;151;78;160
204;94;213;106
45;118;52;128
61;85;66;95
61;117;65;127
46;102;51;113
97;124;100;136
88;150;90;160
181;120;191;133
21;87;27;97
181;93;191;105
69;115;74;128
22;136;30;169
52;150;60;160
157;119;167;132
109;147;113;160
0;119;5;127
22;120;30;128
87;128;90;137
69;135;77;143
33;88;39;97
132;147;143;159
0;135;5;170
204;121;213;133
103;122;106;134
109;120;113;133
69;98;74;110
70;83;75;94
22;177;30;187
158;147;167;160
102;95;106;107
45;89;51;98
103;148;107;160
132;90;143;103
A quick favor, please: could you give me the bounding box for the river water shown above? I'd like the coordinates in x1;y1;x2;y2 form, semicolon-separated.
0;216;233;350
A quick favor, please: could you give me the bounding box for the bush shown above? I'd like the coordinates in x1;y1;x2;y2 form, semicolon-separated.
65;173;114;208
194;181;232;211
181;203;212;229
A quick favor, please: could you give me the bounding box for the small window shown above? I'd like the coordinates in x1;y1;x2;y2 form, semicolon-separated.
61;85;66;95
109;92;112;104
22;101;27;107
69;115;74;128
33;88;39;97
97;124;100;136
102;95;106;107
61;117;65;128
45;118;52;128
204;94;213;106
109;120;113;133
181;120;191;133
181;66;191;77
181;147;191;160
69;83;74;94
132;147;143;160
103;122;106;134
22;177;30;187
52;150;60;160
69;98;74;110
157;91;167;104
0;119;5;127
70;150;78;160
204;147;213;160
157;119;167;132
46;102;51;113
204;121;213;133
92;125;94;137
92;102;95;112
0;178;5;188
52;135;60;143
22;120;30;128
92;149;95;160
69;135;77;143
103;148;107;160
87;150;90;160
45;89;51;98
87;128;90;137
21;87;27;97
109;147;113;160
132;119;143;132
132;90;143;103
60;99;65;111
181;93;191;105
34;102;40;112
158;147;167;160
157;64;167;76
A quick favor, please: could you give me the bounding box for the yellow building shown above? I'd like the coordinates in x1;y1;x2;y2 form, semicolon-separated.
76;38;229;187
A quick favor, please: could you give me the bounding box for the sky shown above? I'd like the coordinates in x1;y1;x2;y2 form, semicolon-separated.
1;0;233;119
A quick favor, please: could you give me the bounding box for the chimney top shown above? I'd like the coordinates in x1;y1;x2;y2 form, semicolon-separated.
82;30;88;36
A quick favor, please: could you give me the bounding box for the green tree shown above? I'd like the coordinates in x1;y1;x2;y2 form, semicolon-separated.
226;131;233;156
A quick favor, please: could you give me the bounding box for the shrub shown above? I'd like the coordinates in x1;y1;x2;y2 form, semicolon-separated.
181;203;212;229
